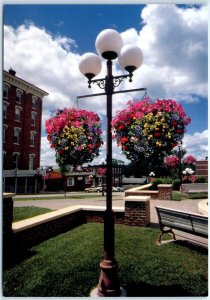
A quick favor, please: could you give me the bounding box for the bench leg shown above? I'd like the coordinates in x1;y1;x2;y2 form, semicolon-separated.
158;226;176;243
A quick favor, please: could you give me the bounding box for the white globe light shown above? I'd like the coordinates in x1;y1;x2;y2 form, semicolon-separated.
95;29;123;60
118;45;143;73
79;52;102;79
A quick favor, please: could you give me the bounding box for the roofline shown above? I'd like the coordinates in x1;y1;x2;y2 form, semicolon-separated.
3;70;49;98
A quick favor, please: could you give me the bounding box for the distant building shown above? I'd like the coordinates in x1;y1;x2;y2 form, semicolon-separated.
3;69;48;193
195;160;208;181
64;165;123;192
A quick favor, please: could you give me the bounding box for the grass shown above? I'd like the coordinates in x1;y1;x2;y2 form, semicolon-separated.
14;194;107;201
3;223;208;297
13;207;53;222
172;191;208;201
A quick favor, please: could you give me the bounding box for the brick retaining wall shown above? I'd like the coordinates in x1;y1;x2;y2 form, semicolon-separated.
124;196;150;226
158;184;172;200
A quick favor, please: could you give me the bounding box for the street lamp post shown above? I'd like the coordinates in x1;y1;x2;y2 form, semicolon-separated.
79;28;144;297
177;142;186;183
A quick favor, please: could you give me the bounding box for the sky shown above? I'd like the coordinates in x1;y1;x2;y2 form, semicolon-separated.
3;3;208;167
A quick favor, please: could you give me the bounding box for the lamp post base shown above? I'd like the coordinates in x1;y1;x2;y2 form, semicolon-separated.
90;286;126;298
90;259;126;297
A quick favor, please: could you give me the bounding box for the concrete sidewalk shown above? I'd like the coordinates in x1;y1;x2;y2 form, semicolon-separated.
14;196;207;246
14;196;204;224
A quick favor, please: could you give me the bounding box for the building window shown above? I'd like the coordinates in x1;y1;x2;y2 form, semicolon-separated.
3;125;8;143
31;112;36;126
3;151;7;169
3;102;9;118
29;154;35;170
14;128;21;144
67;177;74;186
85;176;91;184
30;131;36;147
3;84;9;98
16;90;22;103
32;96;37;109
12;153;19;169
15;106;21;121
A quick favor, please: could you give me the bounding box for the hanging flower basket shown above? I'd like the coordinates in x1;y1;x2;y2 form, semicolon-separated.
164;155;180;168
112;97;191;162
45;108;103;167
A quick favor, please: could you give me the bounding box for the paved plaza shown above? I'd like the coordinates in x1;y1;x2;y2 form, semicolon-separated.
14;193;205;225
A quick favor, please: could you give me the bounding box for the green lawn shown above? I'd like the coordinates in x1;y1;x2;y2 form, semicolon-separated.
13;207;53;222
172;191;208;201
4;224;207;297
14;194;107;201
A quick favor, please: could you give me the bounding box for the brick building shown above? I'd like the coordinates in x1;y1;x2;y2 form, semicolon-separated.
3;69;48;193
64;165;123;192
195;160;208;181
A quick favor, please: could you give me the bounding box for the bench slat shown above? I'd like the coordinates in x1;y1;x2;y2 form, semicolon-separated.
155;206;208;242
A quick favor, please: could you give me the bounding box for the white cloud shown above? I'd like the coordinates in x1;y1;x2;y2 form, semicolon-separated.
4;4;208;167
183;129;208;160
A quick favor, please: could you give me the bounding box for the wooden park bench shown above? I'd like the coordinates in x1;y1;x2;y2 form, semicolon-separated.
155;206;208;244
181;183;208;194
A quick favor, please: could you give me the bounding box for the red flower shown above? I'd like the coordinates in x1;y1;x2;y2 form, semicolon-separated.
121;137;128;144
154;132;161;137
118;124;125;131
122;145;128;151
176;129;183;134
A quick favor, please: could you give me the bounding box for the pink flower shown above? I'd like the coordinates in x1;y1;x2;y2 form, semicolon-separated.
164;155;180;168
183;155;197;165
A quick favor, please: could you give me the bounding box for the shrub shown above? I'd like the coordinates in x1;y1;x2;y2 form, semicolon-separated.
172;179;181;191
151;178;163;190
182;178;193;183
194;176;206;183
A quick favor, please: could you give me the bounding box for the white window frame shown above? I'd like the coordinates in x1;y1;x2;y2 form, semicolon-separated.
85;176;91;184
32;96;37;109
15;106;22;121
13;152;20;169
29;154;35;170
31;111;37;126
30;131;36;147
3;83;10;99
16;89;23;103
3;125;8;143
3;101;9;118
14;127;21;144
67;177;74;187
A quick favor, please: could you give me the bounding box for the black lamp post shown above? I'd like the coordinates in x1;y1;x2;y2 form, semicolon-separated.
79;28;145;297
177;141;186;183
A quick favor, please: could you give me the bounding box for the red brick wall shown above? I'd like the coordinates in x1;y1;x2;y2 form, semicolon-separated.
158;184;172;200
3;84;42;170
124;199;150;226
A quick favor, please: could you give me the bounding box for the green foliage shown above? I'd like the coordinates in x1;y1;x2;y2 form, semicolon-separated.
150;177;173;190
150;179;163;190
3;224;207;297
172;179;181;191
194;176;206;183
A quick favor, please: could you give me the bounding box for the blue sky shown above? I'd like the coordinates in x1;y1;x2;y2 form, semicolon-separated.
3;4;208;166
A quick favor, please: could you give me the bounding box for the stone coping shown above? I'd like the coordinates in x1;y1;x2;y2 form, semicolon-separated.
198;200;208;216
125;183;152;193
158;184;173;188
3;193;15;199
124;196;151;202
12;205;125;233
